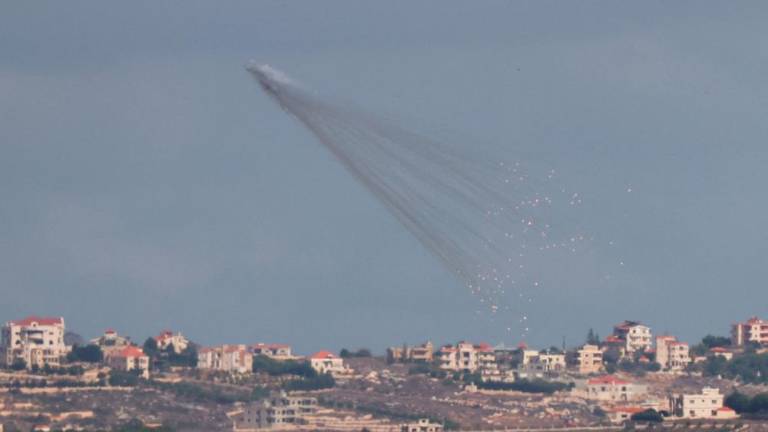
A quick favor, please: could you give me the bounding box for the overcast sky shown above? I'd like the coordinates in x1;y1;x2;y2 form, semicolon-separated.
2;1;767;354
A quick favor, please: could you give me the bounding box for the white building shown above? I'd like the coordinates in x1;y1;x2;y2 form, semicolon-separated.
0;316;67;370
154;330;189;354
105;345;150;379
521;351;566;373
669;387;738;419
437;342;497;373
612;321;652;354
90;329;132;355
577;344;604;374
234;391;317;430
732;317;768;346
585;375;647;402
198;344;253;374
251;343;293;360
401;419;444;432
308;351;349;375
656;336;691;371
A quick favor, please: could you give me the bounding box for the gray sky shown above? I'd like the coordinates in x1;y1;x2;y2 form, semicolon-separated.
2;1;767;354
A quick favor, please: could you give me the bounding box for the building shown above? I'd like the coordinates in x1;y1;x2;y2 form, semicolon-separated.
0;316;67;370
105;346;149;378
656;336;691;371
401;419;443;432
309;351;350;375
669;387;738;419
709;347;734;361
154;330;189;354
585;375;647;401
251;343;293;360
198;344;253;373
234;391;317;430
521;351;566;373
612;321;652;354
605;406;646;424
437;342;497;373
732;317;768;346
89;329;132;355
387;341;434;363
577;344;604;374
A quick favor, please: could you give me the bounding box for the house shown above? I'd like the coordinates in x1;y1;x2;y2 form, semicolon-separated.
401;419;443;432
585;375;647;401
154;330;189;354
0;316;67;370
387;341;434;363
309;351;349;375
656;336;691;371
437;342;497;373
521;351;566;373
234;391;317;430
731;317;768;346
105;346;149;379
197;344;253;373
709;347;734;361
577;344;604;374
612;321;652;354
89;329;131;355
605;406;646;424
668;387;738;419
251;343;293;360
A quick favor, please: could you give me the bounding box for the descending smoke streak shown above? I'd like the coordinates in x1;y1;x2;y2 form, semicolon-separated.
248;64;588;333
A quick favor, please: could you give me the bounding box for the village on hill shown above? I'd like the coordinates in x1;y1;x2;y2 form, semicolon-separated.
1;315;768;431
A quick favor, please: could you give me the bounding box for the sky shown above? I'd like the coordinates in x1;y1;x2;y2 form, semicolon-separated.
2;1;768;354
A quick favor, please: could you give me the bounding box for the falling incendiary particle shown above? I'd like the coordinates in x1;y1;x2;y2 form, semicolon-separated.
248;63;596;337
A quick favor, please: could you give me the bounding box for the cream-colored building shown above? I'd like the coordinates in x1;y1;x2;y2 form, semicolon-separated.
106;345;149;378
656;336;691;371
522;351;566;373
669;387;737;419
613;321;652;354
437;342;497;373
90;329;132;355
198;344;253;374
585;375;647;401
401;419;443;432
0;316;67;370
154;330;189;354
732;317;768;346
387;341;434;363
708;347;734;360
251;343;293;360
577;344;604;374
234;391;317;430
605;406;646;424
308;351;349;375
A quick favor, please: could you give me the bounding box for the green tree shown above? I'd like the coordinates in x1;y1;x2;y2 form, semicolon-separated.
10;358;26;371
67;344;103;363
725;392;751;413
586;328;600;345
631;409;663;423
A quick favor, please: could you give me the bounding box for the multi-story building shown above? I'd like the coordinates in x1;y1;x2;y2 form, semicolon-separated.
89;329;132;355
401;419;444;432
105;346;150;378
251;343;293;360
668;387;738;419
585;375;647;402
521;351;566;373
154;330;189;354
0;316;67;370
437;342;497;373
732;317;768;346
656;336;691;371
197;344;253;374
387;341;434;363
577;344;604;374
308;351;349;375
612;321;652;354
234;391;317;430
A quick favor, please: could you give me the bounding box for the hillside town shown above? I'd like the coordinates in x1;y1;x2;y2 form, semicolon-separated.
0;316;767;431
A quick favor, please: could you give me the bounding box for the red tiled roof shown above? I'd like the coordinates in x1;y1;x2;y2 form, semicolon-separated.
710;347;729;353
310;351;337;360
475;342;493;352
588;375;631;385
114;346;146;358
718;407;735;412
105;328;116;334
10;316;63;326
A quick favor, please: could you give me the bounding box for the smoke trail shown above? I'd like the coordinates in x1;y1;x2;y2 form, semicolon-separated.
248;64;589;333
